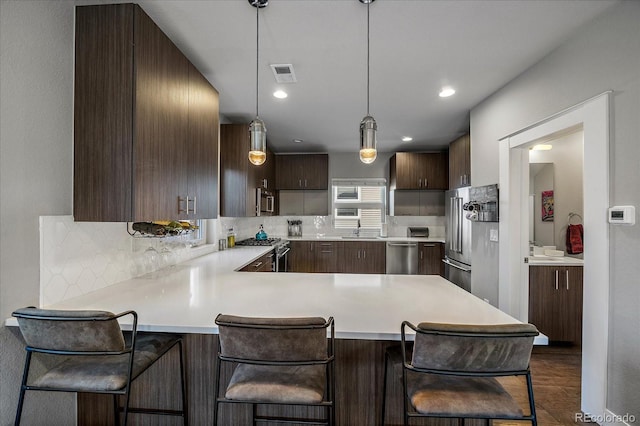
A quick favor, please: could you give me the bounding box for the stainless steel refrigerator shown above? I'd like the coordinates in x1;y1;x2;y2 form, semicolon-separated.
444;187;472;292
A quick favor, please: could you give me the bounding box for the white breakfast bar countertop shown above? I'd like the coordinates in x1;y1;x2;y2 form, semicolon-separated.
5;245;545;343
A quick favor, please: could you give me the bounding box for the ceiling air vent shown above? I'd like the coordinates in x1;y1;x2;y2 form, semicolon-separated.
270;64;297;83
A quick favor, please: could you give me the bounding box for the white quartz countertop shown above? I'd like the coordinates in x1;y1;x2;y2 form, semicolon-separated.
528;256;584;266
6;246;544;342
286;236;445;243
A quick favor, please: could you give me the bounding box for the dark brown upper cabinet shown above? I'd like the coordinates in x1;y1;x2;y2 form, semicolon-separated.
74;4;219;221
220;123;275;217
389;152;449;190
275;154;328;190
449;134;471;189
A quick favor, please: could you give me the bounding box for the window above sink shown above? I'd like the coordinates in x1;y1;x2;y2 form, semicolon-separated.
332;179;386;233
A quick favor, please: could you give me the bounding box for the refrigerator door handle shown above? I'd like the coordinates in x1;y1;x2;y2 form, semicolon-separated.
450;197;458;253
442;258;472;273
453;196;463;253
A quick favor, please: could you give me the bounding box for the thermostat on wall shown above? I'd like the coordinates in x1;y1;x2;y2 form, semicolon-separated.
608;206;635;225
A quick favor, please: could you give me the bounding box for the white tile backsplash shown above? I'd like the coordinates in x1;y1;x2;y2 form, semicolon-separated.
39;216;214;306
217;215;445;240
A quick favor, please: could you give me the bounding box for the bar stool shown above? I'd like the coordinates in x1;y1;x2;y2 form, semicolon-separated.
381;321;539;426
12;307;188;426
213;314;335;425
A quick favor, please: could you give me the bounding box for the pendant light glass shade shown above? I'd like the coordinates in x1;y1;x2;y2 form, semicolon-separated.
248;118;267;165
248;0;268;166
359;115;377;164
359;0;377;164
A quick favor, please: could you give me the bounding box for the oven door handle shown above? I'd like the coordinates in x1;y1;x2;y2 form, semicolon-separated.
278;247;290;257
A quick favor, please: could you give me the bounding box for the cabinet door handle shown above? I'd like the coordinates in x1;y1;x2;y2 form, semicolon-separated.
189;196;197;215
253;261;263;268
178;196;188;214
566;270;569;290
418;178;422;187
299;179;302;188
555;270;559;290
304;179;307;187
357;250;361;259
460;176;463;186
424;178;428;188
363;250;366;259
420;251;423;260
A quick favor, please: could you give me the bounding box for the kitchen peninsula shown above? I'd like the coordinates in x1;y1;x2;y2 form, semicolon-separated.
6;246;540;425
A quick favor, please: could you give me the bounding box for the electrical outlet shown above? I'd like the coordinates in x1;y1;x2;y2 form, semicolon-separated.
489;229;499;242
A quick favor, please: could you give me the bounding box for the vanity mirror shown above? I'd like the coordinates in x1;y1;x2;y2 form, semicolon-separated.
529;162;555;247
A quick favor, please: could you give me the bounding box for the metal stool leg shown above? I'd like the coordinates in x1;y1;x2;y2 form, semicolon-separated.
14;351;32;426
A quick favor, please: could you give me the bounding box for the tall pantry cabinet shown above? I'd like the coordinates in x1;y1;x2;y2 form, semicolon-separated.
74;4;219;222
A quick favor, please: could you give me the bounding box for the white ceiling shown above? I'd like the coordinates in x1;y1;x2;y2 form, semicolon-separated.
133;0;616;154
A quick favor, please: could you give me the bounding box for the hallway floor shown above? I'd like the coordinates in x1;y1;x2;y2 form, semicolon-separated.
498;344;592;426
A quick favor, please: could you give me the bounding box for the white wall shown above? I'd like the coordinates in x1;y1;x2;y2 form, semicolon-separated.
0;1;76;424
470;1;640;418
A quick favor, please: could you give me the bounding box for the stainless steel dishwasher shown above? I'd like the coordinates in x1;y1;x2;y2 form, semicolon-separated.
385;242;418;274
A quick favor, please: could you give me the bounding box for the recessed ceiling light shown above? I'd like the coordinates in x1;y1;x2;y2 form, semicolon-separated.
531;144;553;151
439;87;456;98
402;136;413;142
293;139;303;143
273;90;288;99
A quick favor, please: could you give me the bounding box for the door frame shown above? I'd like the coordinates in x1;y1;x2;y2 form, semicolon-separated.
498;92;610;417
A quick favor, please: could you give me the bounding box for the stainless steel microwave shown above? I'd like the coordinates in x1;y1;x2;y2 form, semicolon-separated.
256;188;274;216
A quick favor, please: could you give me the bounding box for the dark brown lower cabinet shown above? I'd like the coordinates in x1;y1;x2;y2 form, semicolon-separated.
289;241;385;274
78;334;488;426
418;242;444;276
288;240;314;272
239;252;274;272
337;242;386;274
315;241;338;273
288;240;337;272
529;265;583;344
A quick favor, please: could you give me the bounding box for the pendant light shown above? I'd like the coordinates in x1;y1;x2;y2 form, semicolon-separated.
248;0;268;166
359;0;377;164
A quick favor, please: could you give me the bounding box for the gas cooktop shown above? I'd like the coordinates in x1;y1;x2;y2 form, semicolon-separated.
235;237;282;246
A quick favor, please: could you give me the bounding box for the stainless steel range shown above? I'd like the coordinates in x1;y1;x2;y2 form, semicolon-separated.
235;238;290;272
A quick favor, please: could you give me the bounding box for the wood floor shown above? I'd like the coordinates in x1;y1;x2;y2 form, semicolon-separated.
496;344;592;426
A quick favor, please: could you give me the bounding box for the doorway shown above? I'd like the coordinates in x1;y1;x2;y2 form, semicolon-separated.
497;92;610;418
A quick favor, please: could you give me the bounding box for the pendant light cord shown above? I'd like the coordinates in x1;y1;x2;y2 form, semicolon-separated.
256;3;260;118
366;1;370;116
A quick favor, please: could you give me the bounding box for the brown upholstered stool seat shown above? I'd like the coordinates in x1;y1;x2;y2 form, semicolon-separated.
407;373;523;418
30;333;180;392
226;364;325;403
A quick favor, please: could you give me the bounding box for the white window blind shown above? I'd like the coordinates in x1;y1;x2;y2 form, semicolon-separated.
332;179;386;231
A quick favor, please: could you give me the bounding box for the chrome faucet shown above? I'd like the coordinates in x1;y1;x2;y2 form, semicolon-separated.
354;219;361;236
